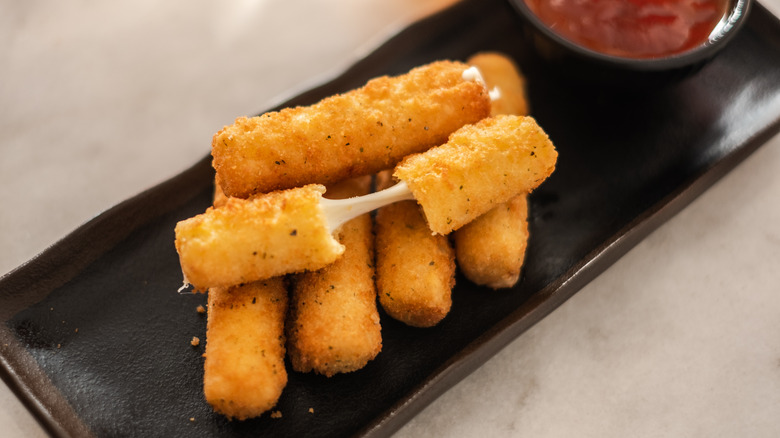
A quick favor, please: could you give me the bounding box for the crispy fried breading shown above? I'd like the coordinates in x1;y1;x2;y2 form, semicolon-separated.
174;184;343;291
374;170;455;327
204;278;288;420
286;176;382;376
212;60;491;198
454;52;531;289
454;195;529;288
468;52;529;117
394;115;556;235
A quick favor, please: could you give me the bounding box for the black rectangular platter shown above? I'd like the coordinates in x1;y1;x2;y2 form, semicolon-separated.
2;0;780;436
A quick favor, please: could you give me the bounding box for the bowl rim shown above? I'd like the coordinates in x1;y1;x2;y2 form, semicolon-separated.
508;0;754;71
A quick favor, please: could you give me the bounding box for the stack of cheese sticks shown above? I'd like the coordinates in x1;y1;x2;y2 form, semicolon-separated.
174;56;557;420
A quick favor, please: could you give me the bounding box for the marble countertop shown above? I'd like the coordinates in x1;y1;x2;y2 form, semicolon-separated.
2;1;779;436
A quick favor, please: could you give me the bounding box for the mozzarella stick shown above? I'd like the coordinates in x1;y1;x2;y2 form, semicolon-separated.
394;114;556;235
213;60;491;198
175;184;343;291
468;52;529;117
204;278;288;420
374;170;455;327
176;115;555;290
453;52;531;288
454;195;529;288
286;176;382;376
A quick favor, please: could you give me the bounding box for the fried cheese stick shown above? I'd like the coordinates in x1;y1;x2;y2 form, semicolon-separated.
286;176;382;376
454;195;529;288
176;115;556;290
468;52;529;117
374;170;455;327
203;275;289;420
453;52;532;288
213;60;491;198
394;114;556;235
175;184;343;291
204;182;289;419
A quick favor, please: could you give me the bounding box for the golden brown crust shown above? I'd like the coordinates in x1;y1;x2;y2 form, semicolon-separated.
374;170;455;327
286;177;382;376
212;60;491;198
454;195;529;288
394;115;556;235
204;278;288;420
454;52;532;289
467;52;529;117
174;184;343;291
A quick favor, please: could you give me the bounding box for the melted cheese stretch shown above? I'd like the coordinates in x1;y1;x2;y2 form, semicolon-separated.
287;177;383;377
462;66;501;101
174;185;343;292
176;115;555;291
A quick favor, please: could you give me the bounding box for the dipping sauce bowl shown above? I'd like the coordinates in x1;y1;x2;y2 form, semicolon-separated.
509;0;753;84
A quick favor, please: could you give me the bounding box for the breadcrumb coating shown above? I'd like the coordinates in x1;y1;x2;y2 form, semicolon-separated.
374;170;455;327
286;177;382;376
454;52;531;289
204;278;288;420
394;115;556;235
467;52;529;117
174;184;343;291
454;195;529;288
212;60;491;198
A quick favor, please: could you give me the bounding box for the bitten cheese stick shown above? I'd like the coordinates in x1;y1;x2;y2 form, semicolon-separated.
175;184;344;291
286;177;382;376
395;114;556;234
454;52;531;288
374;170;455;327
213;60;491;198
204;278;288;420
176;115;555;290
175;181;414;291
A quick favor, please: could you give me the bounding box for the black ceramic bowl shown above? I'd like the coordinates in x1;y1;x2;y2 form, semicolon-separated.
508;0;754;85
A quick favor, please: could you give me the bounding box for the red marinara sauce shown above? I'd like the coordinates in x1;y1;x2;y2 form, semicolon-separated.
524;0;729;59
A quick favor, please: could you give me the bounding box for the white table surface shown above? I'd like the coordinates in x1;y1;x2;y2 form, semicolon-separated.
2;1;779;437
